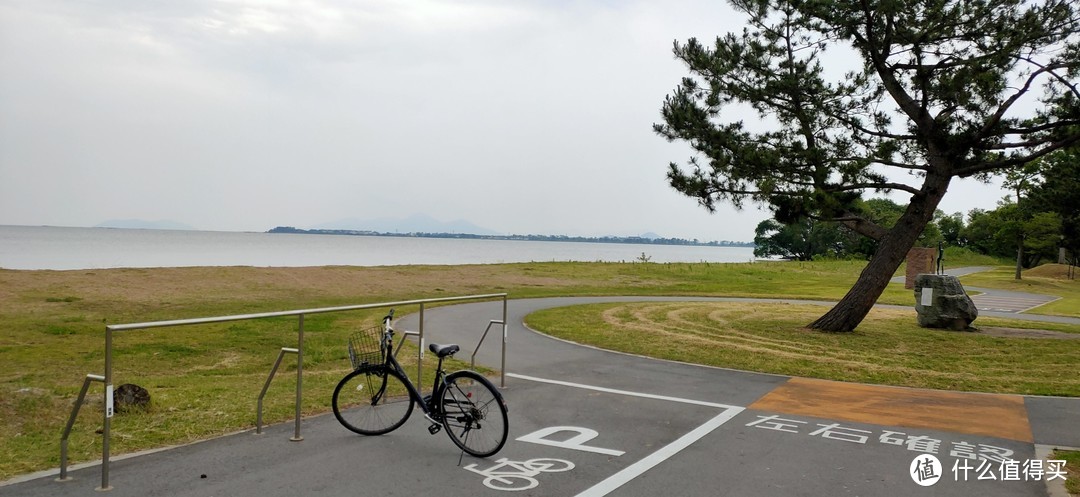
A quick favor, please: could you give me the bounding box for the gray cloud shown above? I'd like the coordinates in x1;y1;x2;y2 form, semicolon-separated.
0;0;1008;241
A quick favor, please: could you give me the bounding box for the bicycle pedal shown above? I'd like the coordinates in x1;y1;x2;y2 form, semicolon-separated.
428;424;442;435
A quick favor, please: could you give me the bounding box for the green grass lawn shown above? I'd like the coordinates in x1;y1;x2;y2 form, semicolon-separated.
1051;449;1080;496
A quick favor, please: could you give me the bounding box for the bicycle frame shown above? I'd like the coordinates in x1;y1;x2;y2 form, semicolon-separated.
376;315;448;420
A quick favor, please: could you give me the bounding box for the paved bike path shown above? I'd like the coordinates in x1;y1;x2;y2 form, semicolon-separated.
5;296;1078;496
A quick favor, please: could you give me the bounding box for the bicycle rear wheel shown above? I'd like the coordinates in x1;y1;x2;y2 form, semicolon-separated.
332;366;414;435
439;371;508;457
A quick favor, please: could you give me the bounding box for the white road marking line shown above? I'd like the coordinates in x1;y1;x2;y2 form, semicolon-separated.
506;373;746;497
506;373;740;409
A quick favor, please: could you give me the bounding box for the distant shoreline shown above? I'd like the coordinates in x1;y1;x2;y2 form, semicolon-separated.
1;225;759;270
266;226;755;248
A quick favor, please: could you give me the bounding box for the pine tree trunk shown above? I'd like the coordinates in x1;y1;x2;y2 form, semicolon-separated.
807;232;912;332
808;175;951;332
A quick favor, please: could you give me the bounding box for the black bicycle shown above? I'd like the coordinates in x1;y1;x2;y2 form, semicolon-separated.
332;309;509;457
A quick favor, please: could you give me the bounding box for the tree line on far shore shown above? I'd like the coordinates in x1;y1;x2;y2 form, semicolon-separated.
268;226;754;248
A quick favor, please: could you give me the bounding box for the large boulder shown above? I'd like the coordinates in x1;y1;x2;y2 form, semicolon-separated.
913;274;978;330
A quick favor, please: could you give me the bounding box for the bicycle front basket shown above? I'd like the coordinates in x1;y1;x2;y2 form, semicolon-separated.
347;325;384;370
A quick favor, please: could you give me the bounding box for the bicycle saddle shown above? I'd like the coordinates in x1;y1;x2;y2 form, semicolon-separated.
429;343;460;358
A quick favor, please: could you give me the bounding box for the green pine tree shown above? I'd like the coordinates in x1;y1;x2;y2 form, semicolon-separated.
656;0;1080;331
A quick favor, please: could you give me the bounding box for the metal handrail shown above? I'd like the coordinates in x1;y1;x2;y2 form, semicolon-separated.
105;294;509;331
67;292;507;491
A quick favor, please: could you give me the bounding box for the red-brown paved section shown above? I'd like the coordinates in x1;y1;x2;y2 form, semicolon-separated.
749;377;1033;442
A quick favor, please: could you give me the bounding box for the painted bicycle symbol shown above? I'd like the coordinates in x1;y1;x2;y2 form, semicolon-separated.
463;457;575;491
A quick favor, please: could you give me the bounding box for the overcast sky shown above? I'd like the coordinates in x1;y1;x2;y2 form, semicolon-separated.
0;0;1011;242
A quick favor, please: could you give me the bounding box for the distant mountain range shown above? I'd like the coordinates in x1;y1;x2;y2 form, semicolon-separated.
95;219;195;230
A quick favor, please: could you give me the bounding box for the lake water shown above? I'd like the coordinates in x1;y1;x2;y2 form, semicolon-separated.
0;225;758;270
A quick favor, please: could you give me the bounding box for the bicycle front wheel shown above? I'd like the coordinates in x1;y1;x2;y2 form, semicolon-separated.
439;371;508;457
332;367;414;435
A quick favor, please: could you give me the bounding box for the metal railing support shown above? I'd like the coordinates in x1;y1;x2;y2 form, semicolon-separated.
417;303;425;389
101;325;113;491
395;331;420;359
255;348;298;435
502;297;508;388
57;374;105;483
469;321;508;388
470;320;504;371
292;315;304;442
470;296;509;387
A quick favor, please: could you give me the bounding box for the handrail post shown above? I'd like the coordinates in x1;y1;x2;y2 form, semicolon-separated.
417;303;425;391
469;321;501;370
100;327;113;491
396;330;420;358
501;295;508;388
468;295;510;388
58;374;105;482
256;348;298;435
291;315;304;442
